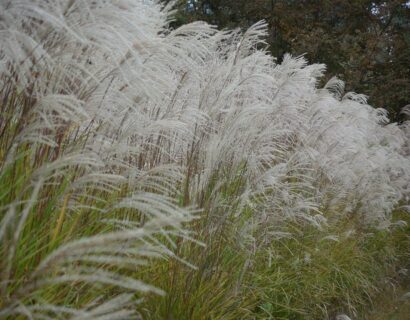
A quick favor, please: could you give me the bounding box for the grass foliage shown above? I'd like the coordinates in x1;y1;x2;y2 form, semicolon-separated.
0;0;409;319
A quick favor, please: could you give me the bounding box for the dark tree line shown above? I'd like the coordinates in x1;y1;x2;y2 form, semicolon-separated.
164;0;410;120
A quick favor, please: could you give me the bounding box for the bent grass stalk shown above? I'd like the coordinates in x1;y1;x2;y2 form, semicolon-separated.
50;194;70;244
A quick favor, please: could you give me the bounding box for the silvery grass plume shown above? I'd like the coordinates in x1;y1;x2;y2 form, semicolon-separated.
0;0;409;318
305;79;410;225
162;18;409;237
0;0;201;317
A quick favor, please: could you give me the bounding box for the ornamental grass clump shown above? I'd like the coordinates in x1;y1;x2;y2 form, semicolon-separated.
0;0;197;317
0;0;409;318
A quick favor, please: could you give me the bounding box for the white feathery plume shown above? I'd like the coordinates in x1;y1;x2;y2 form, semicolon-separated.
0;0;409;317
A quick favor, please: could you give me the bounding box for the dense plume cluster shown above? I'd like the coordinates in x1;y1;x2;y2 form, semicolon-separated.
0;0;408;318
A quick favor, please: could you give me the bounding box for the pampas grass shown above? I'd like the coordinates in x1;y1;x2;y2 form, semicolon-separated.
0;0;409;318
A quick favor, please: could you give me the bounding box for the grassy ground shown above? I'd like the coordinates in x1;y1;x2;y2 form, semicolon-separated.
137;210;410;319
361;273;410;320
369;291;410;320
